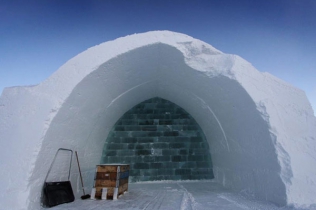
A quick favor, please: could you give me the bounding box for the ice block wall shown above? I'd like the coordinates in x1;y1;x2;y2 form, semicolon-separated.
101;97;214;181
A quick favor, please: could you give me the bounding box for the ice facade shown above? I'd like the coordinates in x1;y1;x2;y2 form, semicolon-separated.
0;31;315;210
101;97;214;182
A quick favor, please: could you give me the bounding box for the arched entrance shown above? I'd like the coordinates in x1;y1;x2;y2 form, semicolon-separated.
1;31;315;210
101;97;213;182
24;38;287;208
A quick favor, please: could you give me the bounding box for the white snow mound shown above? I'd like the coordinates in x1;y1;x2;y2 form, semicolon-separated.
0;31;315;210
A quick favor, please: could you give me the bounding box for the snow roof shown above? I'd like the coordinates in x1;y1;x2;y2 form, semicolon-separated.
0;31;315;209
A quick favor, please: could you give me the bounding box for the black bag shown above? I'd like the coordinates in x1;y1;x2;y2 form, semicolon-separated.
42;148;75;208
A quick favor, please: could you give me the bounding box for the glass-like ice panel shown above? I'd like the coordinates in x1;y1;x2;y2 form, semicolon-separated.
100;97;214;182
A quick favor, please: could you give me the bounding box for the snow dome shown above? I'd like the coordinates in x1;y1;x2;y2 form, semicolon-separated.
0;31;315;210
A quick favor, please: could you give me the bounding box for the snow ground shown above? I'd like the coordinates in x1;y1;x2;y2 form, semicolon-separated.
48;180;312;210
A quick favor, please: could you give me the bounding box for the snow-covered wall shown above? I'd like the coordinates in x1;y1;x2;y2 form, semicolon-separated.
0;31;315;210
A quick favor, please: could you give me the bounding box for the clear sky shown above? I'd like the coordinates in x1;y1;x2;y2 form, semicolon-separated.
1;0;315;113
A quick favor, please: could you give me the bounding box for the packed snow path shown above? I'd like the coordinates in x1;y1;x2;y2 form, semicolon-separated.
48;181;309;210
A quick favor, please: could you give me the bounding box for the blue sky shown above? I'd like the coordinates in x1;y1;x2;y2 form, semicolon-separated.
1;0;315;113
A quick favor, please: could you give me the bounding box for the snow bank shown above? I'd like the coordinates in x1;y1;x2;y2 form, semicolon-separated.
0;31;315;210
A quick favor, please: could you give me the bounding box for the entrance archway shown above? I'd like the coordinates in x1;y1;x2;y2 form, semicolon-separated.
0;31;315;210
101;97;214;182
31;43;285;206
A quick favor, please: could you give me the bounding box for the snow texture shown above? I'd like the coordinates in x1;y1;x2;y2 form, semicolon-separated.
0;31;315;210
48;181;314;210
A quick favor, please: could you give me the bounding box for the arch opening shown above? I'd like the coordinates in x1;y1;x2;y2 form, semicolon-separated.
2;31;316;210
101;97;214;182
24;37;289;208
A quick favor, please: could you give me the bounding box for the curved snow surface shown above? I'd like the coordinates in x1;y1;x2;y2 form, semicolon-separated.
0;31;315;210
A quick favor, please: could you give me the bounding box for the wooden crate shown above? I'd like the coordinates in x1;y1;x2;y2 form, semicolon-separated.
93;164;129;199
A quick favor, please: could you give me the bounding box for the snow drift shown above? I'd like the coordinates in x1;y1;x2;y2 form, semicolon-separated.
0;31;315;210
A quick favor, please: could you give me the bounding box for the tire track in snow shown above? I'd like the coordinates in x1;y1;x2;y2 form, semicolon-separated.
180;190;192;210
218;194;251;210
141;190;162;210
177;183;197;210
